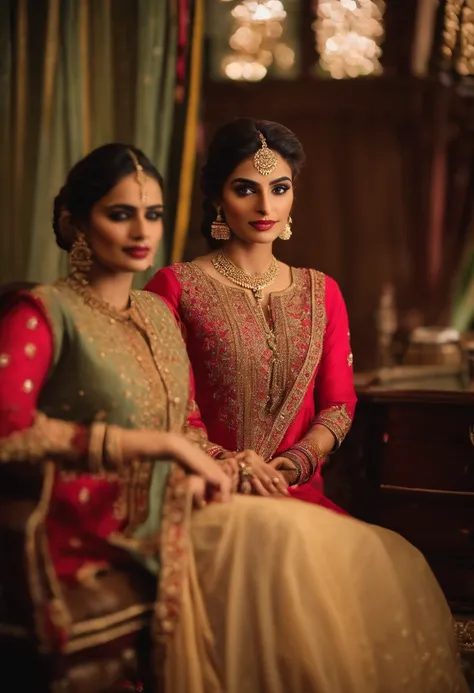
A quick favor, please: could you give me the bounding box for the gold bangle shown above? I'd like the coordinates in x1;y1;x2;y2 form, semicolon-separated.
298;439;326;461
104;425;124;471
88;422;107;475
278;452;303;485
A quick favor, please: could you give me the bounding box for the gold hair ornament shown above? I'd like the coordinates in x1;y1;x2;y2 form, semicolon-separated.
253;132;278;176
127;148;147;203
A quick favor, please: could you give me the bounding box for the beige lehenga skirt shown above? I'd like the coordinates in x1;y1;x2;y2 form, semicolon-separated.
163;496;467;693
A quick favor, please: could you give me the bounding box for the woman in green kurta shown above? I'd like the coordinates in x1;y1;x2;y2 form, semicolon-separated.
0;143;233;690
0;144;468;693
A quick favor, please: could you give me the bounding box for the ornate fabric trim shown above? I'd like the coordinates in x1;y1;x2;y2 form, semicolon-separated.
62;616;150;655
0;412;87;464
121;291;190;528
314;403;353;448
25;460;58;651
182;398;221;455
173;264;327;461
152;463;191;687
259;269;326;461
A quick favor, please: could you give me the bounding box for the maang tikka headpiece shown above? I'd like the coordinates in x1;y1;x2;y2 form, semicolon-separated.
253;131;278;176
127;148;147;203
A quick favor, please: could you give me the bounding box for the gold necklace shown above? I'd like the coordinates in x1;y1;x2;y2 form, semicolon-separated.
211;250;279;302
211;250;283;413
58;275;133;322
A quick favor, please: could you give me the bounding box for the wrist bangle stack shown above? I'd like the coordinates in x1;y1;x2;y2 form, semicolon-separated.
278;451;306;485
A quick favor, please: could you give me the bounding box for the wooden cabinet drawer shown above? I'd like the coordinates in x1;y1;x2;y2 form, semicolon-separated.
373;487;474;603
375;404;474;491
373;487;474;558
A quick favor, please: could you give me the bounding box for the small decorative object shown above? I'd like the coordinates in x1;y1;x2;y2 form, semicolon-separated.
404;327;462;368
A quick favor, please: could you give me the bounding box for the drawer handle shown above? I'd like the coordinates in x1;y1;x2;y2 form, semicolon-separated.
470;426;474;447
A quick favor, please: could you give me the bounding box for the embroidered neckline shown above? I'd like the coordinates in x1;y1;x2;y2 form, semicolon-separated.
57;276;133;322
191;261;298;298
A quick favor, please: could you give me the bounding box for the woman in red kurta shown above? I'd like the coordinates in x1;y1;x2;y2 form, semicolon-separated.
147;118;357;510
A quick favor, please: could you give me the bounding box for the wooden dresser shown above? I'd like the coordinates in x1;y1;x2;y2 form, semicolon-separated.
327;373;474;656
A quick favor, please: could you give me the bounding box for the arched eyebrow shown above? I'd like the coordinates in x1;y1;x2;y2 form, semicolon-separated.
103;203;164;212
230;176;292;187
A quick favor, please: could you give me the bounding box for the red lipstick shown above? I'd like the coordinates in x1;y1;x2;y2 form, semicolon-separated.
249;220;276;231
123;246;150;259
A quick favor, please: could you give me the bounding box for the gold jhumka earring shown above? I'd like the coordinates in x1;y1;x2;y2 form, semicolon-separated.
253;131;278;176
279;215;292;240
210;206;231;241
127;148;147;203
69;232;93;285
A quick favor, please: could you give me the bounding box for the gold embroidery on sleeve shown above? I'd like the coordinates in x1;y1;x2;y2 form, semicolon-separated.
0;413;81;463
314;403;353;447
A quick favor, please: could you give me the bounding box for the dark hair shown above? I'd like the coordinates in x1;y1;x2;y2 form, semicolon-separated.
53;143;164;251
200;118;305;248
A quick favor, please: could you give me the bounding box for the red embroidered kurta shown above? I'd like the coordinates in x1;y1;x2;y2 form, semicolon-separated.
146;264;357;509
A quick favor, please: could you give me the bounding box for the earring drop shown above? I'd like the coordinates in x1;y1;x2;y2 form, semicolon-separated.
279;216;292;240
210;206;231;241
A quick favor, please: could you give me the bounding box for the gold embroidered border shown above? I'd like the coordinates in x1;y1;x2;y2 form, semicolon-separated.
314;403;353;447
183;398;220;454
24;460;59;651
259;270;327;461
122;291;190;527
172;263;246;450
62;616;150;655
153;463;190;645
133;292;189;434
0;413;82;463
171;265;327;462
69;602;154;637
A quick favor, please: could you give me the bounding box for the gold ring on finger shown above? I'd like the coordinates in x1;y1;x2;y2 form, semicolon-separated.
241;464;254;478
272;477;280;484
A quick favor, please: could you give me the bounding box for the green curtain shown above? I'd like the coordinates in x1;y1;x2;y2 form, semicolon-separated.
0;0;196;287
133;0;177;285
